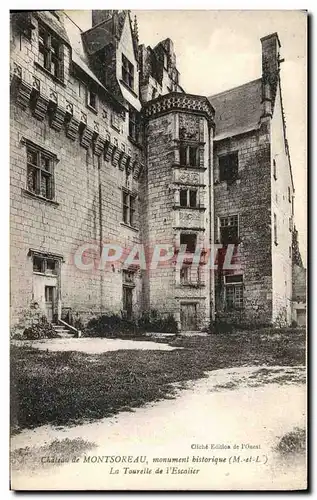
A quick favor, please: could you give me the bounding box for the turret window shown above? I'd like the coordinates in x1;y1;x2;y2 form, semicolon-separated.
179;145;199;167
179;189;198;208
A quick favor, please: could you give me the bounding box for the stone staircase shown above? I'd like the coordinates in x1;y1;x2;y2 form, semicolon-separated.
52;321;80;338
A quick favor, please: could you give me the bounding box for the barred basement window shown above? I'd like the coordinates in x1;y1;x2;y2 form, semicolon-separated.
225;275;244;309
219;215;239;244
122;54;134;90
219;152;238;182
38;25;64;80
122;190;136;227
26;145;55;200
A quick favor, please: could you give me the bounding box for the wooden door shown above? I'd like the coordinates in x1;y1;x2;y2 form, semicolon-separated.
180;303;197;331
123;286;133;320
45;286;55;322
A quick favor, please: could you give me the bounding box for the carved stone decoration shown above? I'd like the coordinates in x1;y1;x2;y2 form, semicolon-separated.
104;138;116;163
65;108;80;141
13;63;22;80
144;92;215;127
32;76;40;92
178;171;200;184
112;145;122;168
119;152;129;171
65;101;73;115
32;93;49;121
179;210;201;226
49;90;58;105
80;125;94;149
49;106;66;132
199;147;205;167
15;80;33;109
132;160;140;179
199;118;205;142
93;135;106;157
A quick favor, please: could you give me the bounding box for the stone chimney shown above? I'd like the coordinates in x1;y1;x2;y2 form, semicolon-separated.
261;33;281;117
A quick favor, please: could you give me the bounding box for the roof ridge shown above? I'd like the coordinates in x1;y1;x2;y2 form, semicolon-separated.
208;78;262;99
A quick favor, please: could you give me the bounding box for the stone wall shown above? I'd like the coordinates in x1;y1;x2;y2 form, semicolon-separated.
213;125;273;324
10;12;142;327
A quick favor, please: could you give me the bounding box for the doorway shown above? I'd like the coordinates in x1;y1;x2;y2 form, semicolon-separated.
123;286;133;320
180;302;198;331
45;286;56;322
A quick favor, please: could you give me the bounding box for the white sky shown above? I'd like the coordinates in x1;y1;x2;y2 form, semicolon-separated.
66;10;307;265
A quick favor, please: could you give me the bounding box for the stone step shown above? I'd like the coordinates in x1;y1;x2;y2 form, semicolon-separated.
52;323;76;338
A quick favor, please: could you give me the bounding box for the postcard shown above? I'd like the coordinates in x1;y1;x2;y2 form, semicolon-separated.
10;9;307;491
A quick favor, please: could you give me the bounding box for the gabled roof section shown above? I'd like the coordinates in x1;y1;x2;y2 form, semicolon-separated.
82;11;127;55
208;79;262;141
63;11;125;109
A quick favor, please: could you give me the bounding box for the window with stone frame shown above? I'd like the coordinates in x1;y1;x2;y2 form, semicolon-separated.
122;54;134;90
26;144;55;200
218;152;238;182
33;254;58;275
225;275;244;309
180;233;197;253
180;264;202;285
219;215;239;244
122;189;136;227
87;88;98;111
38;24;64;81
179;188;198;208
179;144;199;167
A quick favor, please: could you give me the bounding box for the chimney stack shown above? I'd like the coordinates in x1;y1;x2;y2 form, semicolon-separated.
261;33;281;108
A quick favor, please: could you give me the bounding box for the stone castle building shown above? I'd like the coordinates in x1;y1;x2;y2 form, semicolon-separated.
10;10;297;331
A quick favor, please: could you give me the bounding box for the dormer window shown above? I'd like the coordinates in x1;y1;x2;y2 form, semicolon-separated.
38;24;64;81
122;54;134;90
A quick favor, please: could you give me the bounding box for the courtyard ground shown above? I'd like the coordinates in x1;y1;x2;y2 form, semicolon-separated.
10;328;307;490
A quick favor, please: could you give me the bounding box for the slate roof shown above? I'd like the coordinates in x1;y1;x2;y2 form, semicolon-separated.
208;79;262;141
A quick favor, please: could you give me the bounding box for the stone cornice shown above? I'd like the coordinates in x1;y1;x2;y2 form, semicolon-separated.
11;64;144;180
143;92;215;127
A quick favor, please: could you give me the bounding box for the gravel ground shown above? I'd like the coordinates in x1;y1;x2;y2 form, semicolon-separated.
11;365;306;491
